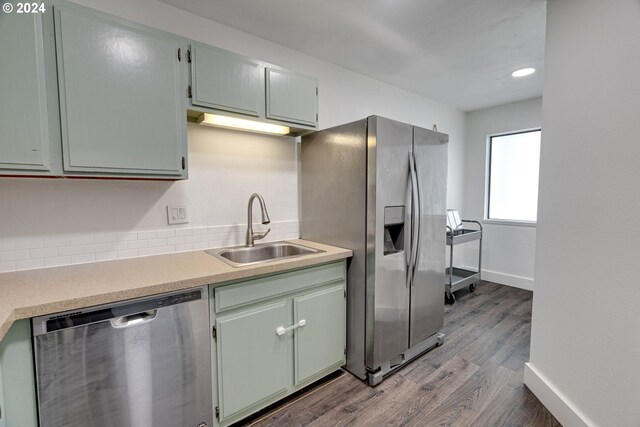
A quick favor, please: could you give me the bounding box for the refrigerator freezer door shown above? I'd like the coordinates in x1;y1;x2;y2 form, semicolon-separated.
300;119;369;379
365;116;413;370
409;126;448;347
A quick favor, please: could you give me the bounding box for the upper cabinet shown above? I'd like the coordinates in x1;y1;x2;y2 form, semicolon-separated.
266;68;318;127
0;1;60;175
0;1;319;179
191;44;263;117
0;2;188;179
188;45;318;134
54;4;187;177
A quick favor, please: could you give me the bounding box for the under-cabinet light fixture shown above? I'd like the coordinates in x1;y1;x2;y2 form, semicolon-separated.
512;67;536;77
198;113;290;135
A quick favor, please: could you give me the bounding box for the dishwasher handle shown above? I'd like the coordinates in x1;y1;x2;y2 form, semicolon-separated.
110;310;158;328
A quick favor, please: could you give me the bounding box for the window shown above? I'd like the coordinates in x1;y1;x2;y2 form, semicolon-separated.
487;129;541;222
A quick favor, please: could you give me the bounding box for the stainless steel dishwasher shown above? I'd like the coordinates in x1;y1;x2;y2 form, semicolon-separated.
32;287;213;427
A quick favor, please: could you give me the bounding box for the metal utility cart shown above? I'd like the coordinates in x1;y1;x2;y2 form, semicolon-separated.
445;210;483;305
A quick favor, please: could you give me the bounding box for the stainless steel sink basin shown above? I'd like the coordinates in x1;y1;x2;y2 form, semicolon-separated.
206;242;324;267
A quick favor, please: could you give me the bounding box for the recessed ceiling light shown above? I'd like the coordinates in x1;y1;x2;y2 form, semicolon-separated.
512;67;536;77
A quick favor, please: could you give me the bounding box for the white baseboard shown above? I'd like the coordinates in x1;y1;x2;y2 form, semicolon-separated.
524;363;593;427
459;266;534;291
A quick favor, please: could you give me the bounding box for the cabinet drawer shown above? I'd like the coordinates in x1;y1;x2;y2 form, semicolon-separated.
214;261;345;313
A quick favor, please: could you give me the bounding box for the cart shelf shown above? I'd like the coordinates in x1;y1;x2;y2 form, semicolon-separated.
446;267;480;289
446;229;482;245
445;219;482;305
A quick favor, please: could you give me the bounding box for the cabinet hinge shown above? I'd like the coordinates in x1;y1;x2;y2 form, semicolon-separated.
344;346;347;356
177;47;181;62
215;406;220;420
212;325;217;339
188;85;192;99
187;49;192;63
344;289;347;298
316;113;319;122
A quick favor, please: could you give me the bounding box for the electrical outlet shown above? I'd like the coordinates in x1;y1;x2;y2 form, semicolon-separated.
167;204;189;225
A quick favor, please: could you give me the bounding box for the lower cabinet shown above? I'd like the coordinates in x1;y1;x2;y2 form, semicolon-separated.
0;261;346;426
294;285;345;385
216;300;291;419
211;261;346;425
0;349;3;427
0;320;38;427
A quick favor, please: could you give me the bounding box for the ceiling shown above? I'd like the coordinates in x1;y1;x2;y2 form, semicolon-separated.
158;0;546;112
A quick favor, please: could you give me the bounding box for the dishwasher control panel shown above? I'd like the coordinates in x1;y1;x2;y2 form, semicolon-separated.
33;288;204;335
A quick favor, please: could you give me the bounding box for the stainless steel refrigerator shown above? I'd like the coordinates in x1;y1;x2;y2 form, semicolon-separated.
301;116;448;385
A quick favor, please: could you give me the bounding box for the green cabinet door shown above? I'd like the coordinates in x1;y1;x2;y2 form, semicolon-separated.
191;44;263;117
0;1;59;174
216;300;291;422
293;284;346;385
0;349;3;427
54;3;187;177
0;320;38;427
266;68;318;127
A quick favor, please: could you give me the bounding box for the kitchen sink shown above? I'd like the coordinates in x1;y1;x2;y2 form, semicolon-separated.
207;241;324;267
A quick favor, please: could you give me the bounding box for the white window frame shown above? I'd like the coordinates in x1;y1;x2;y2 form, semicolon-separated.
484;127;541;227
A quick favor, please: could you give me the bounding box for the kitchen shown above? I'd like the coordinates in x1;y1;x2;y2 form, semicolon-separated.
1;0;638;426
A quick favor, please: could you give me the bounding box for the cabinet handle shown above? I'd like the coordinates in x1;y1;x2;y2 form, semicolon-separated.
275;319;306;336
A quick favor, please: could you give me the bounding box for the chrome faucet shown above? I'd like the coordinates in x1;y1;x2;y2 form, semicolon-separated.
246;193;271;246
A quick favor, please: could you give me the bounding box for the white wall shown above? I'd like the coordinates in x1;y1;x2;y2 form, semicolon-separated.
462;97;542;290
525;1;640;426
0;126;302;271
0;0;465;271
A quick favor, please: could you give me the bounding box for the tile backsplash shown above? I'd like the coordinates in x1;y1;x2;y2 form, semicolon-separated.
0;220;299;273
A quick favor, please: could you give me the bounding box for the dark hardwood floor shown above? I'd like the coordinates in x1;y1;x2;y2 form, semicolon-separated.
246;282;560;427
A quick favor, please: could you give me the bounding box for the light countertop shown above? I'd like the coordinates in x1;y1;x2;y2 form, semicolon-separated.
0;239;352;341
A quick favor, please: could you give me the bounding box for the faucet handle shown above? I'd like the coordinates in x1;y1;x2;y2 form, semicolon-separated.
253;228;271;241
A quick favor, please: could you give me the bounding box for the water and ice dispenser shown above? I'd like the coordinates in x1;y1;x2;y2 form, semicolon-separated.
383;206;405;255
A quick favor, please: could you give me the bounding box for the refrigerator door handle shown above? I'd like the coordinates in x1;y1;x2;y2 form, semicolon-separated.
406;151;413;287
408;150;420;287
410;150;422;287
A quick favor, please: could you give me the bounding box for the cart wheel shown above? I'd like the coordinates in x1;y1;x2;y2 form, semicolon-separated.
445;292;455;305
469;282;477;292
